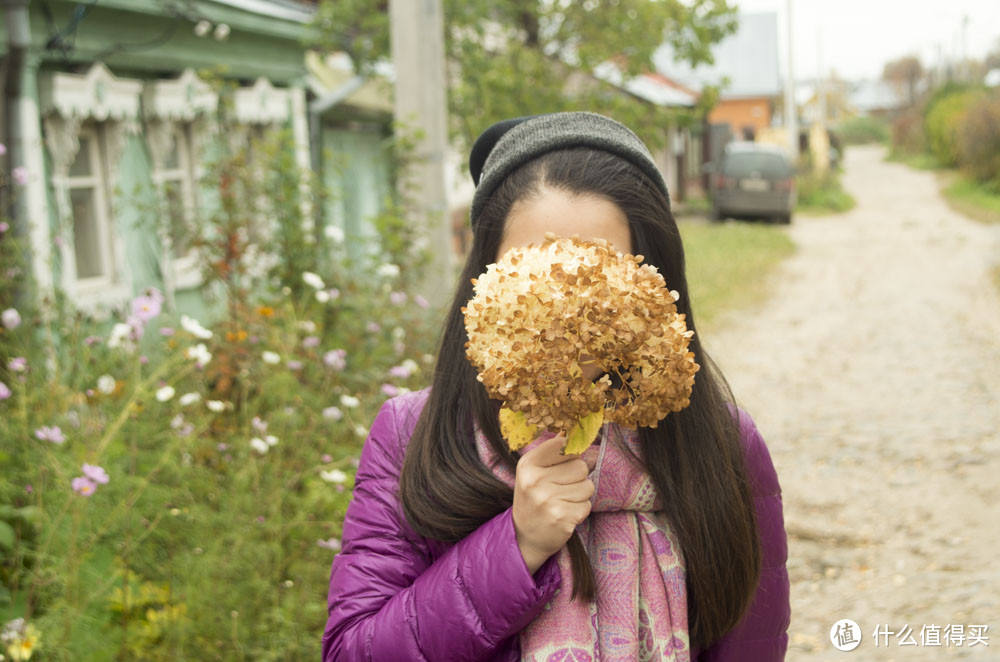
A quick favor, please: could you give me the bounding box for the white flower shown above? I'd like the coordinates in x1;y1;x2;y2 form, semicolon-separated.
180;314;213;339
250;437;269;454
108;323;133;348
179;392;201;406
1;307;21;329
401;358;418;375
339;394;360;408
353;424;368;437
320;468;348;484
324;224;345;243
376;263;400;278
206;400;226;412
265;434;279;447
322;406;343;421
297;320;317;333
155;386;176;402
185;343;212;366
315;290;330;303
392;326;405;341
262;351;281;365
303;271;325;290
97;374;116;394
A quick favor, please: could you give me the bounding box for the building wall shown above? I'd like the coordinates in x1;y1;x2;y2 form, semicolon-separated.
708;98;772;138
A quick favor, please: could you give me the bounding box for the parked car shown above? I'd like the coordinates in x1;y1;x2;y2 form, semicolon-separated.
707;142;795;224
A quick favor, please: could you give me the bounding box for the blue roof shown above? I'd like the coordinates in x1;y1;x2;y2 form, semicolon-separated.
654;12;781;98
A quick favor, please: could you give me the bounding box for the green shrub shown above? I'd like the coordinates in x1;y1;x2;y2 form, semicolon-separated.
834;115;889;145
925;88;985;166
890;110;927;158
796;169;855;214
957;93;1000;188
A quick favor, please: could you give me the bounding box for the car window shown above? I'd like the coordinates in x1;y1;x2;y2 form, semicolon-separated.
722;152;790;178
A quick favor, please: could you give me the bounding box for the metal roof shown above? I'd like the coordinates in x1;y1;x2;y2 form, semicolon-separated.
208;0;315;23
654;12;781;98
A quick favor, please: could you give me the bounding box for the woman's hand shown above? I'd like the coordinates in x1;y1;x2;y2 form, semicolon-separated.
512;434;597;574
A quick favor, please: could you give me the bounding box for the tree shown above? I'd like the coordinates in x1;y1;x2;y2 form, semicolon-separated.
882;55;925;108
312;0;737;153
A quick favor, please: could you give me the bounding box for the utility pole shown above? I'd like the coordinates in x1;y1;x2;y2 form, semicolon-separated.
784;0;798;160
389;0;452;305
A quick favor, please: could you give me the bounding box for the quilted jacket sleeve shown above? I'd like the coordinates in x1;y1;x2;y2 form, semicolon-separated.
698;408;790;662
321;396;563;662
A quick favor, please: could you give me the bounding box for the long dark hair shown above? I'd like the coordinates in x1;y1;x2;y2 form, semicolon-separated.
398;147;761;650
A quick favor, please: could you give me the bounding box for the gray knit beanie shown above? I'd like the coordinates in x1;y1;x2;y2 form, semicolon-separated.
468;111;670;231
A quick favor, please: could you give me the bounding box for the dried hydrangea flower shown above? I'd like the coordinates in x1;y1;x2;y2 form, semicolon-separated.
463;233;699;454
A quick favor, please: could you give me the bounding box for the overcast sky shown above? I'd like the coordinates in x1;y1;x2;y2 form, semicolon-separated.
724;0;1000;81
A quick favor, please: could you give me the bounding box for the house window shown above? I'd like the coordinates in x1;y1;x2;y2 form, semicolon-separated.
152;124;198;261
67;126;115;287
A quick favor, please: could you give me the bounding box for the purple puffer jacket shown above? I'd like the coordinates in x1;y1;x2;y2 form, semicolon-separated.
322;388;789;661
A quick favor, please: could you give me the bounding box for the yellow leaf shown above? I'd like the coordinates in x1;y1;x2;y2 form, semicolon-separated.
499;407;538;452
564;409;604;455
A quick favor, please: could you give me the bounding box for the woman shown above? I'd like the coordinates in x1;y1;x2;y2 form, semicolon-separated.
322;112;790;661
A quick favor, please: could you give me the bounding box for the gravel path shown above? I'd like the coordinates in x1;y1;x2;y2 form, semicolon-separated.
706;145;1000;660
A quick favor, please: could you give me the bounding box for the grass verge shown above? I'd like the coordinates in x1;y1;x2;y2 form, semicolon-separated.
796;169;856;215
938;172;1000;224
679;220;796;329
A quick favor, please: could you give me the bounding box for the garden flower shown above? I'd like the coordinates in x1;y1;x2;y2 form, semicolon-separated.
34;426;65;444
82;463;109;484
463;234;699;454
353;424;368;437
414;294;430;309
251;416;268;433
317;537;342;552
179;392;201;406
0;381;11;400
185;343;212;367
265;435;278;447
302;335;320;348
327;288;340;301
321;453;333;463
107;323;134;349
2;307;21;329
1;617;40;659
339;394;360;408
323;349;346;371
71;476;96;496
322;406;343;421
376;263;400;278
302;271;325;289
159;327;175;336
262;351;280;365
365;321;381;333
11;166;28;185
315;290;330;303
324;224;345;243
320;468;348;484
250;437;269;454
381;383;401;397
388;358;418;379
0;143;5;155
0;221;7;233
131;289;163;323
287;360;303;371
297;320;317;333
389;291;407;305
96;375;116;394
155;385;175;402
8;357;27;372
180;314;213;339
206;400;226;412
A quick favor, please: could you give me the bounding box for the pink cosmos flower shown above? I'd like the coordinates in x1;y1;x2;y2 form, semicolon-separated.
287;360;303;371
302;335;320;348
35;426;66;444
2;308;21;329
317;537;342;552
72;476;96;496
414;294;430;309
81;463;109;484
321;453;333;463
365;321;381;333
323;349;346;371
12;166;28;185
159;327;175;337
389;291;407;305
381;383;401;397
388;365;410;379
0;221;8;234
84;335;102;346
8;357;27;372
251;416;268;433
0;381;11;400
131;291;163;322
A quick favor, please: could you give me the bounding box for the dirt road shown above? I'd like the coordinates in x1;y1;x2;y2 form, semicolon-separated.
706;145;1000;660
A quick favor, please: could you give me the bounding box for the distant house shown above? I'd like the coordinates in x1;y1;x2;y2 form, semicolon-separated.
848;79;910;117
0;0;393;319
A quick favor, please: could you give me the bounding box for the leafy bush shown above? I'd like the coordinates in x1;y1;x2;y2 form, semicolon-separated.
924;88;985;167
890;109;927;158
0;115;437;659
957;93;1000;188
834;115;889;145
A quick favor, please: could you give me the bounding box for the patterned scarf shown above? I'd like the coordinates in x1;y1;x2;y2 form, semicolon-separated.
474;420;691;662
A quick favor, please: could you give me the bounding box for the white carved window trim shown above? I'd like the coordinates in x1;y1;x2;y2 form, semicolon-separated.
40;63;142;315
143;70;220;301
64;125;116;296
